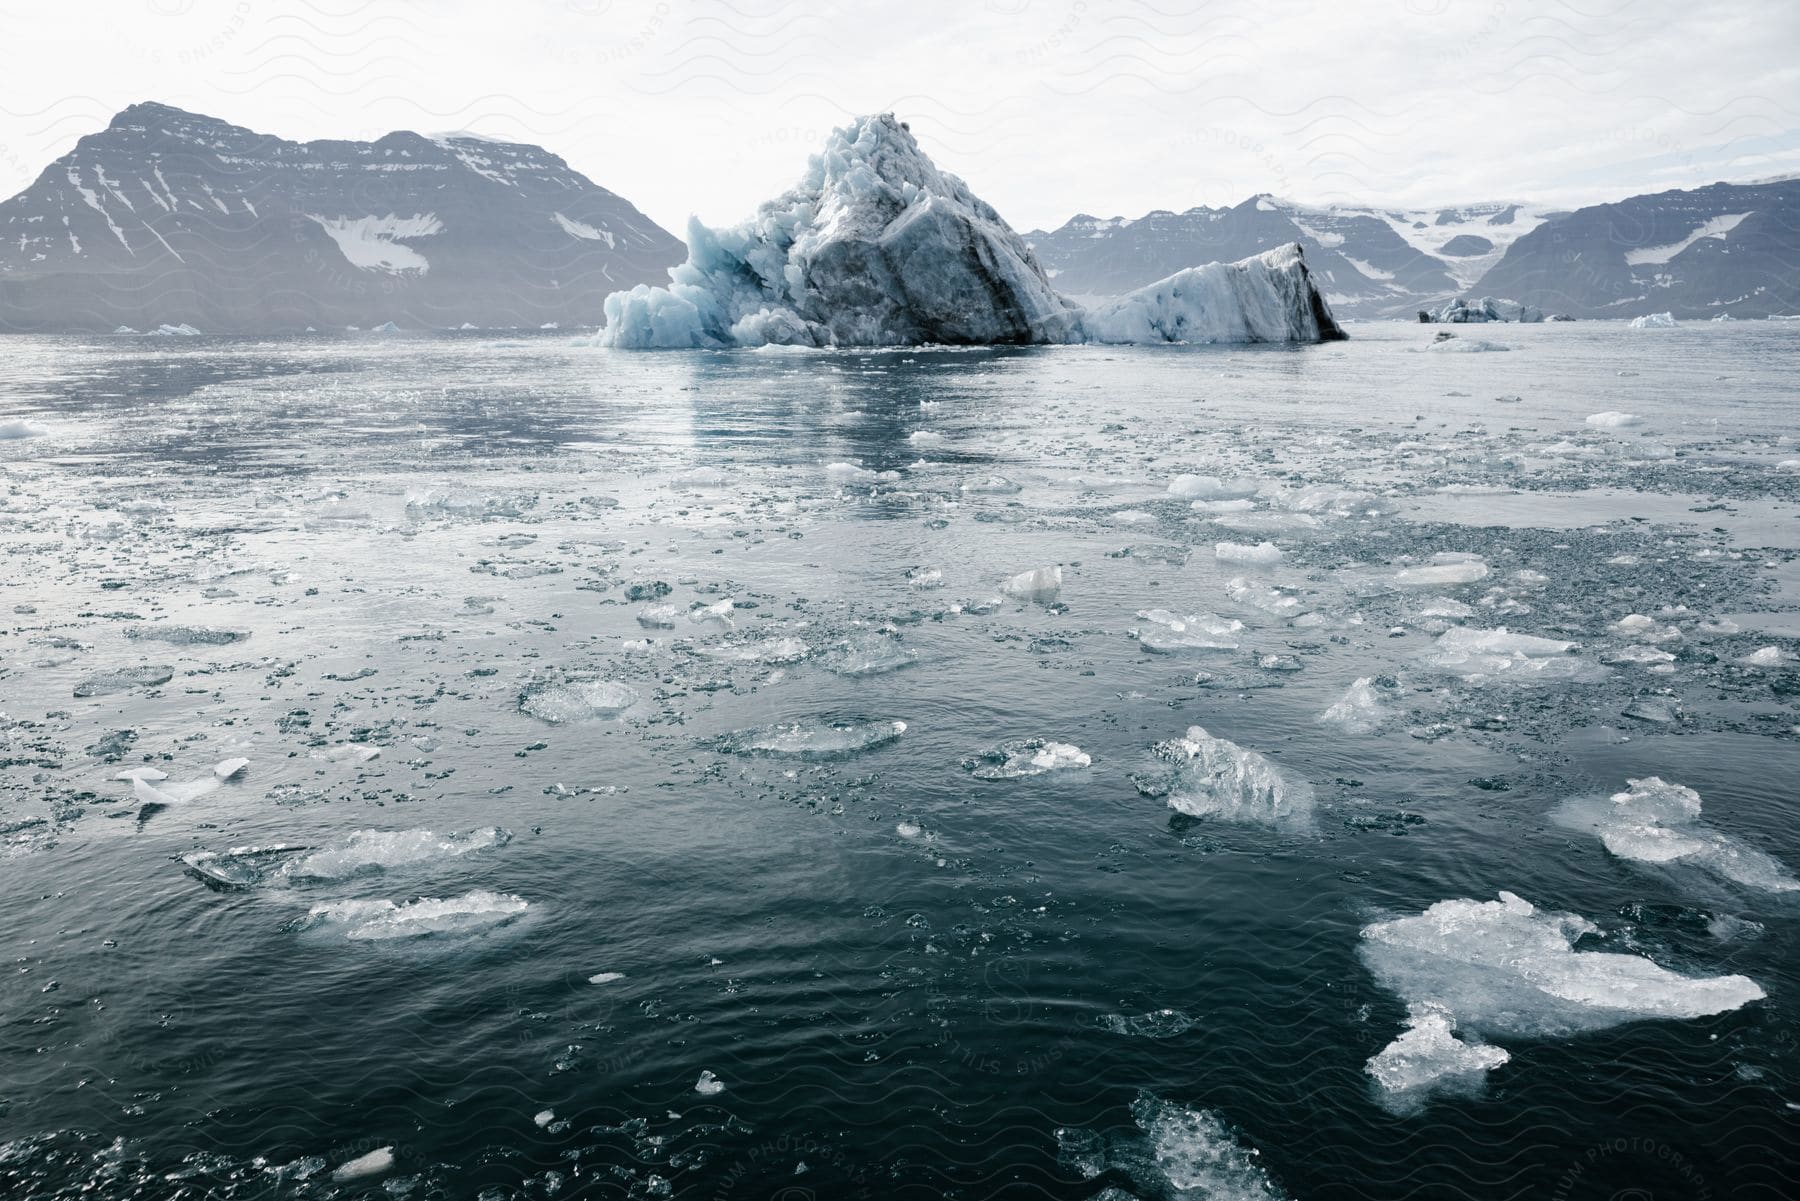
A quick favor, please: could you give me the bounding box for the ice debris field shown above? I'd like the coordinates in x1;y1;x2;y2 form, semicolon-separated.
1;318;1799;1197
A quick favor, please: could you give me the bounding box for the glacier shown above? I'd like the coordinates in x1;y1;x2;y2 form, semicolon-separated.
601;114;1344;349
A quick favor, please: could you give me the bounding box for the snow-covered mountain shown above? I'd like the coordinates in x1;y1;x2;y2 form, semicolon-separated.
1472;179;1800;319
0;102;684;333
1025;197;1559;318
601;115;1342;349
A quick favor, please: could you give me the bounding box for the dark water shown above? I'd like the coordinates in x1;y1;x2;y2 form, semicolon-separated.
2;323;1797;1199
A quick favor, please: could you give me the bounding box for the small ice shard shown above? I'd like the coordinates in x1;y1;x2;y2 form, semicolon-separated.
518;680;641;724
694;1070;726;1096
534;1109;555;1128
1393;554;1489;588
1215;540;1283;567
825;461;896;486
712;719;906;760
1554;777;1797;893
331;1147;394;1181
1141;725;1313;826
213;757;249;780
1000;565;1062;604
1585;411;1643;428
294;890;530;940
1132;609;1242;653
588;971;626;985
1097;1009;1195;1039
1125;1093;1289;1200
964;738;1091;780
1318;677;1387;735
895;821;923;839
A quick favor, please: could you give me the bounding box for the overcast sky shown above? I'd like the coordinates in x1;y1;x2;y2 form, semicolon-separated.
1;0;1796;234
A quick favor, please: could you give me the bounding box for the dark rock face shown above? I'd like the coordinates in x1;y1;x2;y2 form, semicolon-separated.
1438;234;1494;256
0;102;685;333
1473;179;1800;318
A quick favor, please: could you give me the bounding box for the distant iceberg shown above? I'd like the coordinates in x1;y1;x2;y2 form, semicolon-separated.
602;114;1343;349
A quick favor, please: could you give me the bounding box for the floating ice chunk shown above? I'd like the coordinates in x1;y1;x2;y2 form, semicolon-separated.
694;1070;726;1096
1223;577;1307;618
534;1109;555;1128
636;603;678;629
1096;1009;1195;1039
672;466;726;489
1422;626;1586;684
1125;1093;1288;1200
825;461;897;486
960;474;1022;495
518;680;641;723
296;890;530;940
1585;411;1643;428
1000;565;1062;604
895;821;923;839
1393;554;1489;588
1417;598;1474;619
115;766;168;782
1423;336;1509;352
1629;311;1678;329
279;827;512;883
1741;646;1785;667
0;418;48;439
907;566;943;589
181;844;310;889
588;972;626;985
1608;613;1680;642
907;430;945;447
700;636;809;665
1554;778;1797;893
713;719;906;760
1133;609;1242;653
689;599;736;630
1190;497;1257;514
1318;677;1387;735
820;633;918;676
73;665;174;697
1215;541;1283;567
332;1146;394;1181
1142;725;1313;826
132;774;218;808
213;757;249;780
1365;1002;1510;1106
1168;474;1242;500
964;738;1091;779
1361;891;1762;1102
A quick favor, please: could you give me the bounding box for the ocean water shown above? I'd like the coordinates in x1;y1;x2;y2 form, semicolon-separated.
1;321;1797;1199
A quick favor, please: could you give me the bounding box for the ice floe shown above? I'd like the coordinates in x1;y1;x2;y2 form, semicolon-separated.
1554;778;1797;893
1421;626;1590;685
1360;891;1763;1104
1132;609;1243;653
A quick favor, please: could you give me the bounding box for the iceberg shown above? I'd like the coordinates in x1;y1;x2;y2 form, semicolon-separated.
601;114;1343;349
1630;311;1678;329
